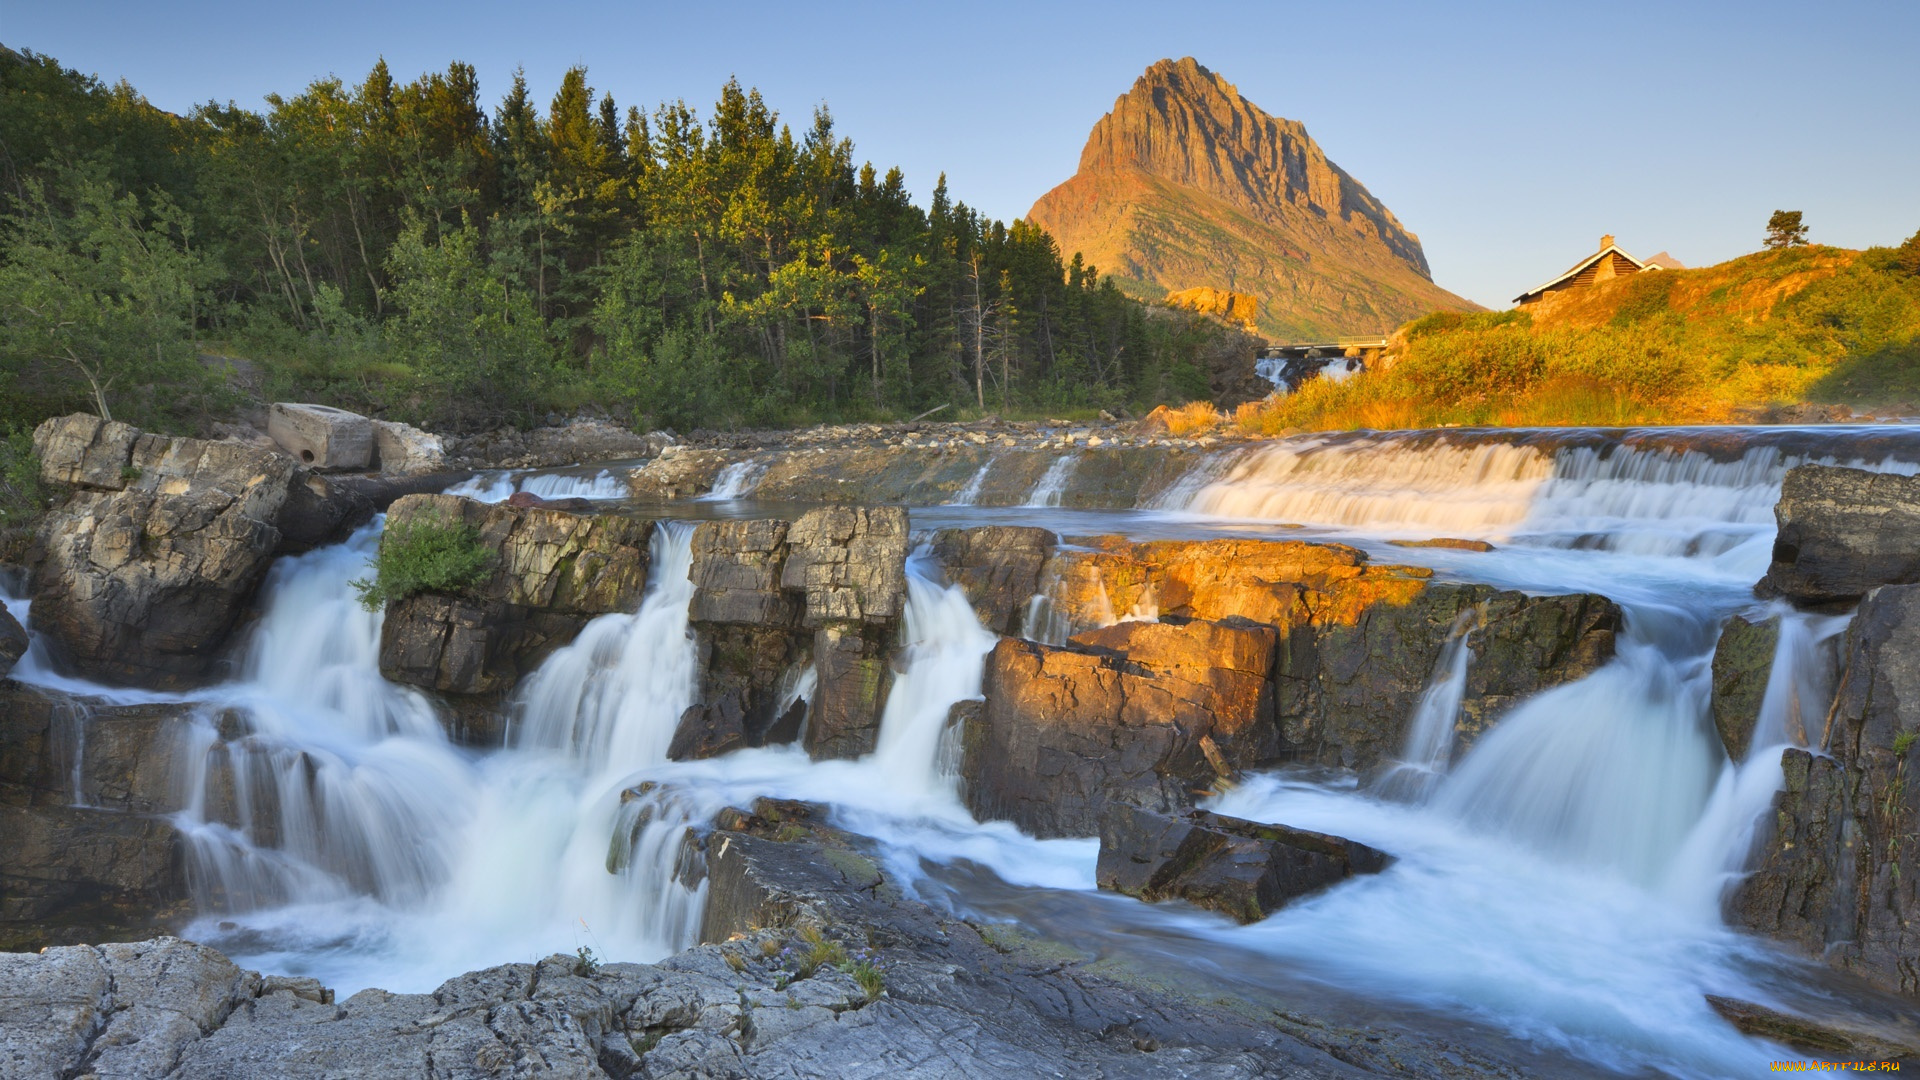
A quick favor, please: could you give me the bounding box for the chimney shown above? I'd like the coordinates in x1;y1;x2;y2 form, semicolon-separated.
1600;234;1616;251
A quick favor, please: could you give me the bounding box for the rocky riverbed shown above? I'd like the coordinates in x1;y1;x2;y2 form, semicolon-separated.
5;409;1920;1077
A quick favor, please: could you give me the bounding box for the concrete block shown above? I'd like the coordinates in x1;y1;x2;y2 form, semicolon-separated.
267;404;372;471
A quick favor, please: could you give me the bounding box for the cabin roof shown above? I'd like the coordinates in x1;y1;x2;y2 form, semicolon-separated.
1513;242;1648;304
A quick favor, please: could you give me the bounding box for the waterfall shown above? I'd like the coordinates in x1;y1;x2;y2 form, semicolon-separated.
1181;438;1554;532
1662;607;1851;917
1433;607;1722;885
861;553;1000;798
1373;606;1480;802
949;460;994;506
702;459;768;501
1174;430;1920;558
1024;455;1080;507
518;469;629;501
447;469;628;503
513;522;700;768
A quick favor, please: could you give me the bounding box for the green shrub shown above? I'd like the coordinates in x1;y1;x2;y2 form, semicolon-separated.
352;511;496;611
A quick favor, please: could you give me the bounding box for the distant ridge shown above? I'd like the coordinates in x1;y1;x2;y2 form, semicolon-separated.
1028;58;1477;339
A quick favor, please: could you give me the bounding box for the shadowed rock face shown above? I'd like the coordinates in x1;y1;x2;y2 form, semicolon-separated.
1027;57;1474;338
1709;614;1782;761
0;684;197;950
1733;583;1920;1000
1097;806;1392;923
670;508;909;764
1760;464;1920;606
376;494;654;737
929;526;1056;635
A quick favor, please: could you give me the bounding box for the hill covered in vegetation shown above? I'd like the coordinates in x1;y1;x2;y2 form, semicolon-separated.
0;47;1254;437
1238;238;1920;432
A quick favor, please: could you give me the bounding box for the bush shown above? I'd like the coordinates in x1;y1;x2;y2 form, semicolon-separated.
352;510;496;611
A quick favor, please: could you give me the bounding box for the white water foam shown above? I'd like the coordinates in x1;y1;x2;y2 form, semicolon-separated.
702;459;768;501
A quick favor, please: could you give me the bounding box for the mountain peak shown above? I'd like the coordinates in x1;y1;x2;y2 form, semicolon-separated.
1029;58;1474;337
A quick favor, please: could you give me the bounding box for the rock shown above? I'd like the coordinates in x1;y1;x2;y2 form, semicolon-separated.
32;413;140;490
781;506;908;628
1134;405;1176;436
1705;995;1920;1061
0;685;200;949
29;418;300;686
1097;806;1391;922
1760;464;1920;606
0;938;260;1080
1386;537;1496;552
370;418;446;475
0;604;25;680
963;617;1276;838
375;495;652;725
689;519;797;627
273;468;376;553
266;402;373;470
929;525;1056;634
1710;614;1781;761
1732;583;1920;999
1286;583;1619;771
1031;537;1619;773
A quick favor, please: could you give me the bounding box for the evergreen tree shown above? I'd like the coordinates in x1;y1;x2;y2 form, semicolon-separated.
1765;210;1809;249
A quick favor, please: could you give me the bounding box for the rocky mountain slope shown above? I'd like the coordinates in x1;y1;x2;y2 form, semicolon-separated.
1028;57;1475;339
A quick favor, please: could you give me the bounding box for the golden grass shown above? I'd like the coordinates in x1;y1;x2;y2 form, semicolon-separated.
1237;244;1920;432
1160;400;1222;435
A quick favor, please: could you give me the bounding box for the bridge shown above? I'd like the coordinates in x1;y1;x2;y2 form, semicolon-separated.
1256;337;1390;361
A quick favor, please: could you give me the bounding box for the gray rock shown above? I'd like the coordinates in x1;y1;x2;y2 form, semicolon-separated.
1732;583;1920;999
29;422;299;686
375;495;652;726
372;419;448;476
928;526;1056;635
1760;464;1920;606
1097;806;1392;923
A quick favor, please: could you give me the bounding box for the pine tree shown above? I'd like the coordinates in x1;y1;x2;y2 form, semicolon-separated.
1765;210;1809;249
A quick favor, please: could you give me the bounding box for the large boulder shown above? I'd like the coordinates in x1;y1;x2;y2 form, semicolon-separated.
266;402;373;471
962;617;1276;838
376;494;653;734
1097;806;1391;923
1025;536;1619;773
1732;583;1920;999
29;414;300;686
371;419;447;476
1760;464;1920;606
929;525;1056;634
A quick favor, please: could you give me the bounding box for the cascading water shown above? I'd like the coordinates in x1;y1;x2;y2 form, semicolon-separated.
1372;606;1479;802
1024;454;1079;507
702;459;768;500
949;460;994;506
447;469;630;503
17;422;1920;1075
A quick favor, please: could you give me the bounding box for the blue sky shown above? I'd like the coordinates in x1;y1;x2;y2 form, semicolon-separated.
7;0;1916;308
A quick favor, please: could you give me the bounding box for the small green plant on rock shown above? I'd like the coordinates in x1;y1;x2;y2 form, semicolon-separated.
573;946;600;976
848;958;885;1002
1893;730;1916;757
353;510;495;611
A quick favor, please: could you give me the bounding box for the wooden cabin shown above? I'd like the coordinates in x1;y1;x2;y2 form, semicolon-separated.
1513;235;1683;308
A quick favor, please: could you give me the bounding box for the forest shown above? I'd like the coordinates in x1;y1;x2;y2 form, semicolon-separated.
0;46;1245;436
